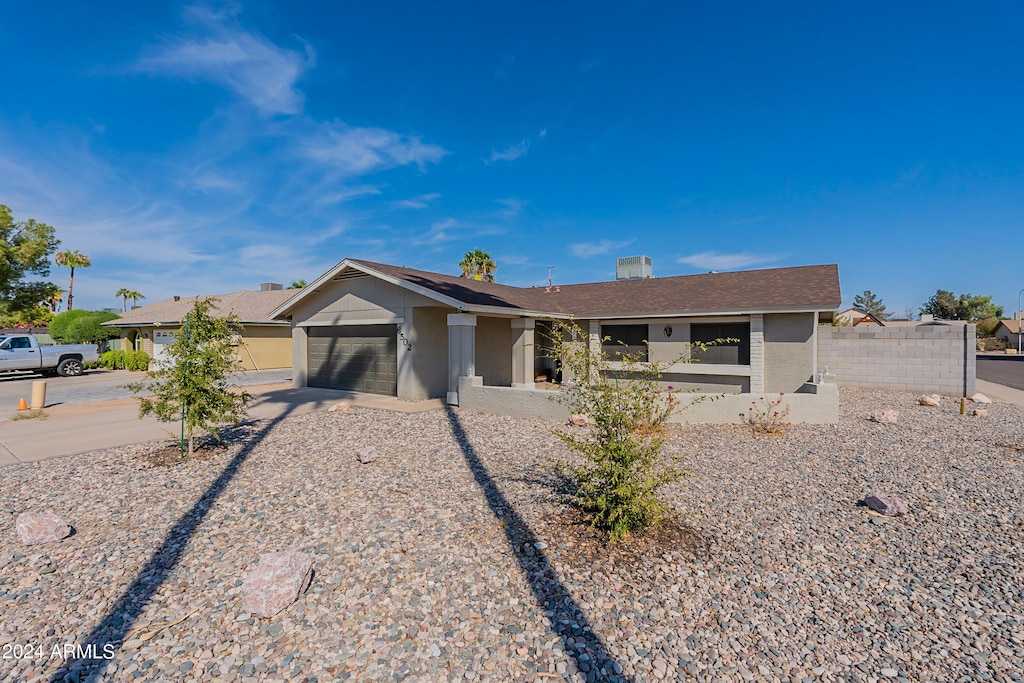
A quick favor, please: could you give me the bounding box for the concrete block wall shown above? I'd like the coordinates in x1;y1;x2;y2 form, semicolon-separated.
817;325;976;396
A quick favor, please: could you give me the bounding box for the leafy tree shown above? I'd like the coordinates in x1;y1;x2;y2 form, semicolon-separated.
126;297;249;457
49;309;119;343
458;249;497;282
289;279;307;289
54;249;92;311
546;320;723;542
115;288;145;311
852;290;890;320
921;289;1004;321
0;204;61;317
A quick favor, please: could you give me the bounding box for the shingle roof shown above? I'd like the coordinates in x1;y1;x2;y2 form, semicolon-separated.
351;260;841;317
104;289;295;327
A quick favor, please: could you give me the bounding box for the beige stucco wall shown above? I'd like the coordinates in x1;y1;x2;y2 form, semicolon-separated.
399;306;449;400
763;313;815;393
234;326;292;370
458;376;838;423
475;317;512;386
288;275;437;326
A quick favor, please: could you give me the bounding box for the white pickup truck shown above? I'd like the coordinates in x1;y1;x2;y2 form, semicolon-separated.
0;333;100;377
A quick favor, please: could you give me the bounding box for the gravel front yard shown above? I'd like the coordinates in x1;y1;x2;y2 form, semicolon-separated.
2;389;1023;682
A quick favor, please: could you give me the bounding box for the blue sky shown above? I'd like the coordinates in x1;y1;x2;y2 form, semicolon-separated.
2;1;1022;316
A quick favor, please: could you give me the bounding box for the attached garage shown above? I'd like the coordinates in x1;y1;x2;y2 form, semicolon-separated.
307;325;397;395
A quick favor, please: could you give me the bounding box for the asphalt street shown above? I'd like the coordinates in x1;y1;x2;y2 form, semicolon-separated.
976;354;1024;392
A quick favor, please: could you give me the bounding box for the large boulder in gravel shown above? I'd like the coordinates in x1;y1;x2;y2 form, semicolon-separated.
15;512;71;545
241;551;313;618
869;410;899;424
863;494;908;517
918;394;941;407
356;446;377;464
970;392;992;404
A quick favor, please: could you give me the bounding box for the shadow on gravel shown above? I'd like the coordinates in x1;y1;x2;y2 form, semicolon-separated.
444;406;634;683
47;408;294;683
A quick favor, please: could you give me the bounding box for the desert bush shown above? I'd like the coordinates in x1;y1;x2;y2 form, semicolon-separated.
548;320;725;542
748;394;791;435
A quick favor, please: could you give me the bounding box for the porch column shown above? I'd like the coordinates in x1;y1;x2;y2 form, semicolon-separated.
447;313;477;405
749;314;765;393
511;318;536;388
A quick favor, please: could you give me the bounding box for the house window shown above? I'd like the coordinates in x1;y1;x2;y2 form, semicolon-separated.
690;322;750;365
601;324;648;362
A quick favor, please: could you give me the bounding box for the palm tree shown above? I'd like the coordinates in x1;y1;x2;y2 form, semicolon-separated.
289;279;307;289
54;250;92;311
458;249;497;283
115;288;145;312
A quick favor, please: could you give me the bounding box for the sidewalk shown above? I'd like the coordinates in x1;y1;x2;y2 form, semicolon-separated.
0;383;443;467
975;379;1024;409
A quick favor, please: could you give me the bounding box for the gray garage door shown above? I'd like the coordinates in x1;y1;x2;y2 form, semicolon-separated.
307;325;397;395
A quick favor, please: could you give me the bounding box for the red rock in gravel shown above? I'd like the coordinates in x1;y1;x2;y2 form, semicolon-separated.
864;493;908;516
15;511;71;545
568;414;588;427
241;551;313;618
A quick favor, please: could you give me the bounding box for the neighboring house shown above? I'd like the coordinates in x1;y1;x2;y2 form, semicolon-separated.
271;259;843;422
103;284;295;370
837;308;885;326
994;315;1024;349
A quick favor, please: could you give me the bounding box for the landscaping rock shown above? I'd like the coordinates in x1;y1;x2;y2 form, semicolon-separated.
568;413;588;427
15;511;71;545
356;446;377;464
240;551;313;618
328;402;351;413
972;408;988;418
863;493;908;516
869;410;899;424
918;394;941;407
970;392;992;404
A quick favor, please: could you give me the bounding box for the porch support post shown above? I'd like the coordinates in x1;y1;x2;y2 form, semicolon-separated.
749;314;765;393
447;313;477;405
511;318;536;388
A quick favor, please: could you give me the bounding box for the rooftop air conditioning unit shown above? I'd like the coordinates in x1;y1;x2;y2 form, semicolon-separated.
615;256;652;280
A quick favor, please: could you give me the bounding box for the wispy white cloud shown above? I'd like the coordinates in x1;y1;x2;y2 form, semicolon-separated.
676;251;781;270
487;139;530;164
571;239;635;258
313;185;382;205
301;121;447;175
136;6;314;115
496;197;526;217
413;218;458;245
393;192;441;209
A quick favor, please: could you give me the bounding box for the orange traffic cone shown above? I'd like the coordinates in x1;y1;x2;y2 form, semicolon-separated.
18;397;28;410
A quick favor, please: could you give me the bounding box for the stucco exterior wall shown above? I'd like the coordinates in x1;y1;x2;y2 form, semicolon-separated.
399;306;449;400
763;313;815;393
458;376;838;423
289;275;437;326
231;326;291;370
817;324;976;395
475;317;513;386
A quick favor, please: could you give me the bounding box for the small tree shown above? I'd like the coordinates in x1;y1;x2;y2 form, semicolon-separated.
547;320;723;542
922;289;1004;321
458;249;497;282
54;249;91;311
852;290;890;320
49;309;119;343
126;297;249;458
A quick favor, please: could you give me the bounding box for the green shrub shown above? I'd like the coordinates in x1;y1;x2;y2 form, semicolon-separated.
547;320;725;542
124;350;150;371
99;350;125;369
50;310;120;344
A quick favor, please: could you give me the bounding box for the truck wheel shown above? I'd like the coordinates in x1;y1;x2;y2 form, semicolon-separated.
57;358;84;377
